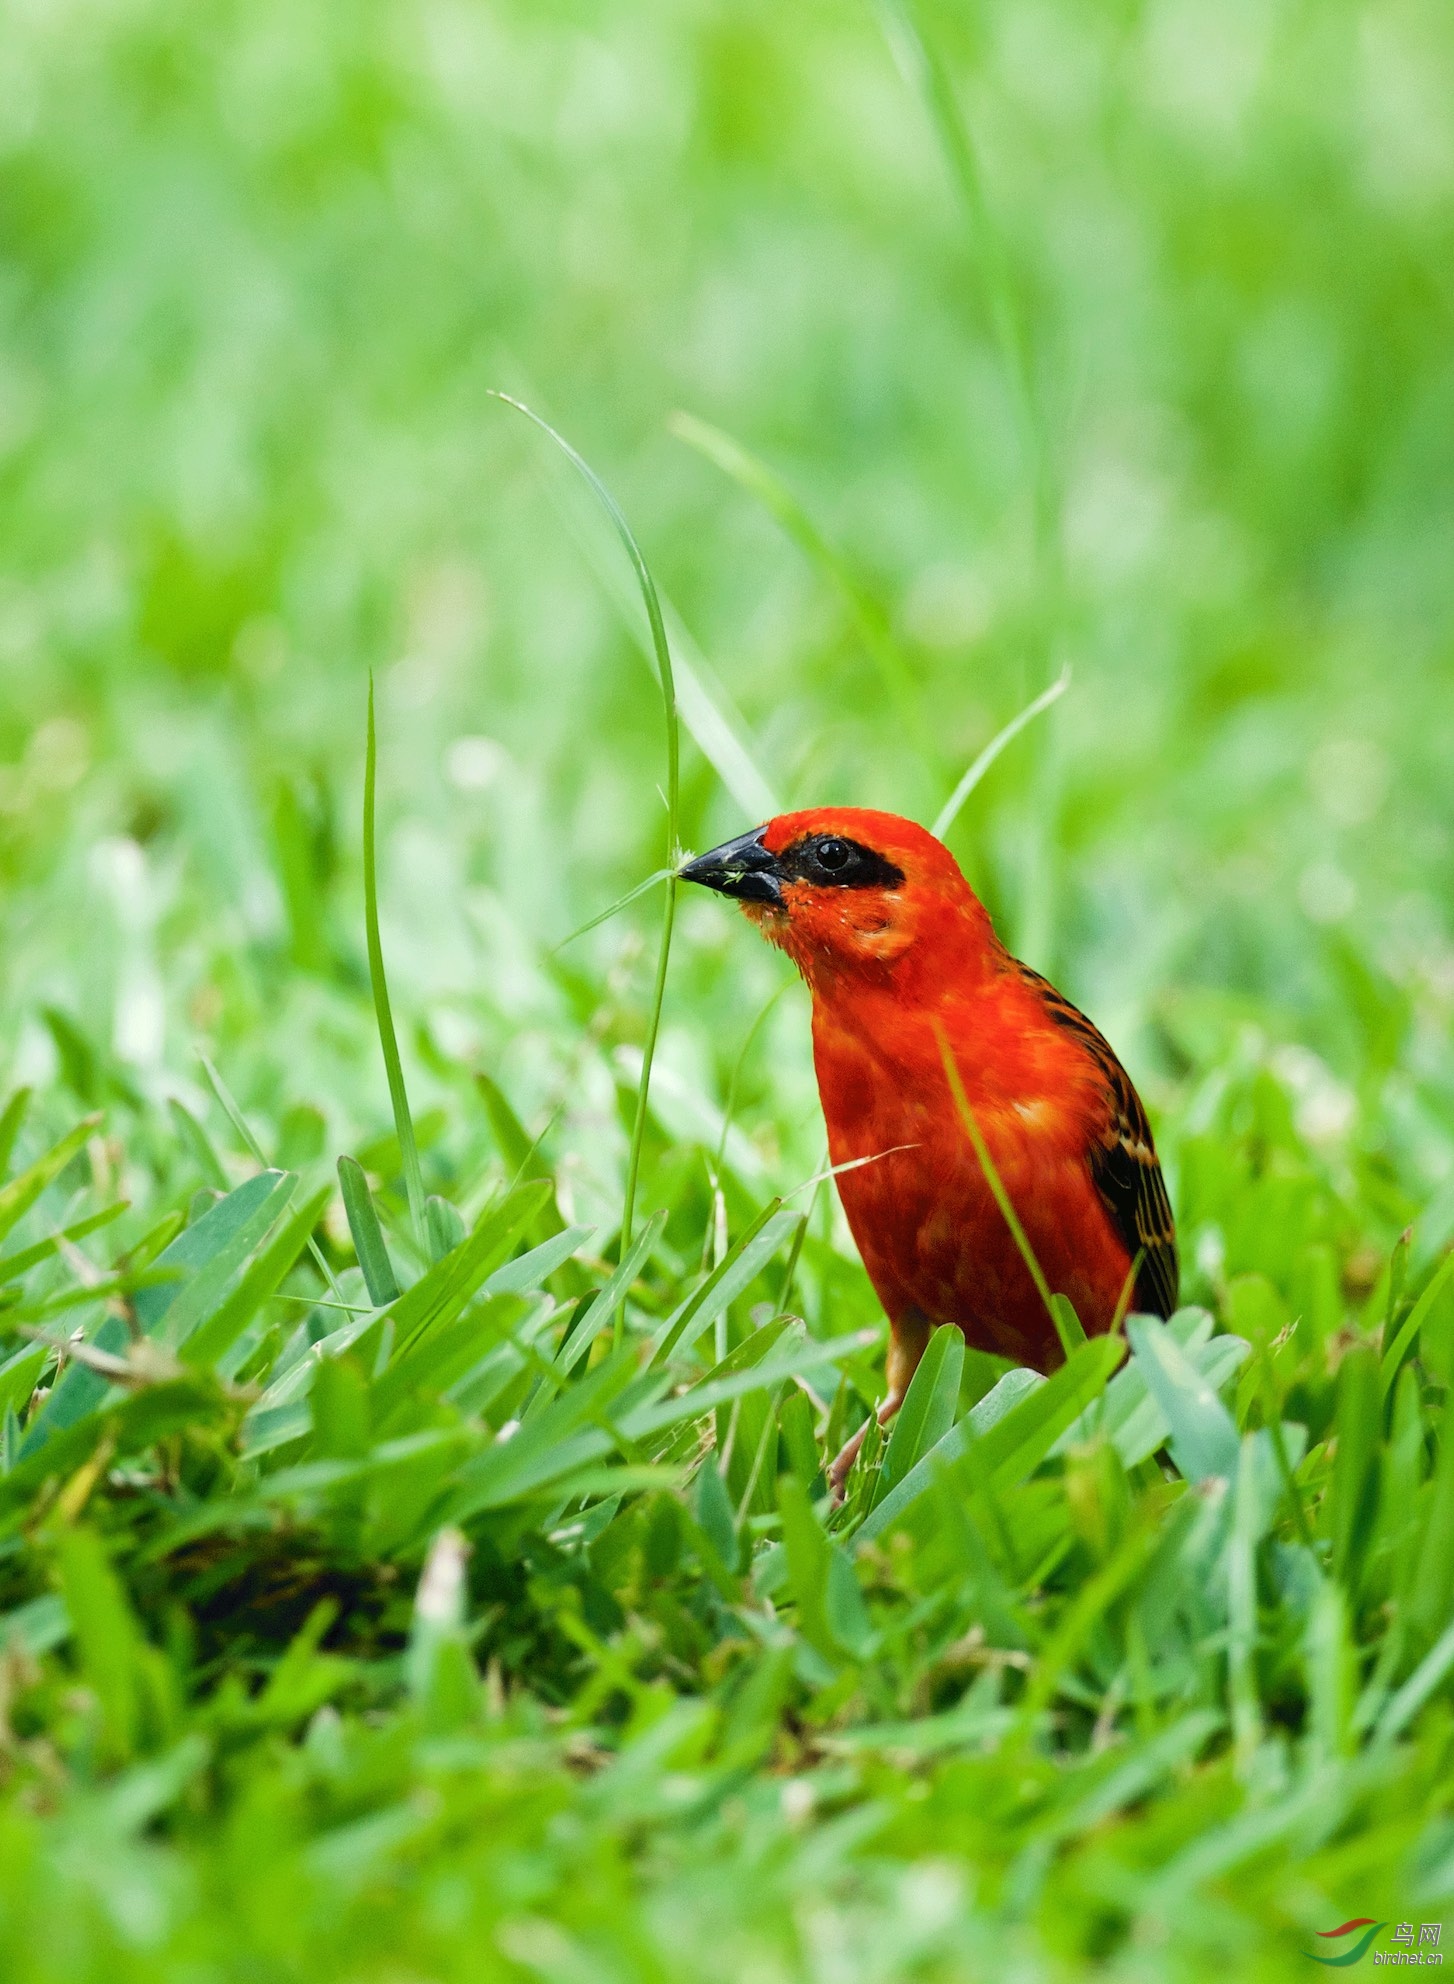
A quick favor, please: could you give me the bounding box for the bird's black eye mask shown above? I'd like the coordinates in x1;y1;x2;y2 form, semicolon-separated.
680;827;905;905
778;834;906;891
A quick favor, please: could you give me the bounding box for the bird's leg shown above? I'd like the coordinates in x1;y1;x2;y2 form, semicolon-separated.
827;1419;871;1502
827;1310;932;1503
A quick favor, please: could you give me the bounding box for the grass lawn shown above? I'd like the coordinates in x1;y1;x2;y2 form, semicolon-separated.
1;1;1453;1976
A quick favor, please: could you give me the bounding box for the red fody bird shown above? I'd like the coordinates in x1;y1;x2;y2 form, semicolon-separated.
681;808;1178;1492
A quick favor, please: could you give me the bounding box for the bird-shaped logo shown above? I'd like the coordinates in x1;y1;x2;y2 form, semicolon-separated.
682;808;1178;1494
1303;1920;1386;1966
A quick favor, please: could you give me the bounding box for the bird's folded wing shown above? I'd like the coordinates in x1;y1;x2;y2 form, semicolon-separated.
1017;966;1180;1318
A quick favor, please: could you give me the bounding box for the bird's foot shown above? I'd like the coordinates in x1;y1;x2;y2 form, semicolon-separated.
827;1393;906;1506
827;1421;869;1505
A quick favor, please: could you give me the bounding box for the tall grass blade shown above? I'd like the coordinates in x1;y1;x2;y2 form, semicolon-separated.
338;1156;400;1306
652;1201;801;1363
0;1114;101;1251
878;1323;963;1498
870;0;1047;540
550;468;778;821
183;1185;333;1371
0;1088;32;1178
364;676;428;1256
856;1340;1120;1545
1125;1314;1240;1483
1380;1245;1454;1400
1374;1617;1454;1743
1227;1434;1264;1768
558;1210;666;1375
490;392;680;1255
0;1202;128;1282
1328;1344;1381;1583
934;1022;1057;1329
931;667;1071;840
874;0;1067;967
199;1055;345;1303
1049;1294;1089;1359
714;983;791;1180
551;868;674;952
670;411;930;760
167;1097;229;1191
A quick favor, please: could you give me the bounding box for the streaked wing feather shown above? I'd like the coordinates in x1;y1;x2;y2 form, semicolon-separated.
1018;967;1179;1318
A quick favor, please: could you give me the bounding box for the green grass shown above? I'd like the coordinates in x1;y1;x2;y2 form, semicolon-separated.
2;0;1454;1976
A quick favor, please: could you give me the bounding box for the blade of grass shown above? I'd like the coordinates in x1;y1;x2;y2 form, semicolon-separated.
1260;1344;1313;1547
364;676;428;1257
199;1055;345;1304
1110;1249;1144;1336
670;411;930;763
1374;1616;1454;1744
1227;1433;1264;1770
551;867;674;953
1380;1244;1454;1401
167;1096;229;1192
547;462;779;822
1006;1512;1161;1747
0;1114;102;1251
931;667;1071;840
183;1186;334;1371
875;0;1067;967
878;1323;964;1498
652;1200;800;1363
337;1156;400;1306
482;1224;592;1298
1049;1295;1089;1358
1125;1314;1241;1484
558;1210;667;1376
426;1196;467;1260
855;1343;1119;1546
933;1021;1057;1333
623;1328;880;1439
473;1074;537;1179
777;1167;820;1314
871;0;1047;546
0;1202;129;1282
714;981;791;1180
783;1143;923;1199
0;1088;32;1178
490;392;680;1256
150;1170;298;1350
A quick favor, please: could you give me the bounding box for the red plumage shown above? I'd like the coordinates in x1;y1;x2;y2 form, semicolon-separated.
682;807;1177;1487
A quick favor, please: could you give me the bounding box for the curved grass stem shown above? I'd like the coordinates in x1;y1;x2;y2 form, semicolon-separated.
491;392;680;1256
932;1019;1058;1334
364;677;428;1256
932;667;1071;841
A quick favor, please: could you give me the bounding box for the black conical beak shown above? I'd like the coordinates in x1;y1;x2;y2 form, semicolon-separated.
679;826;783;905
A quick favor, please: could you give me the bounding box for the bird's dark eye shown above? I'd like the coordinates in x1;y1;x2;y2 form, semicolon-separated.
778;834;906;891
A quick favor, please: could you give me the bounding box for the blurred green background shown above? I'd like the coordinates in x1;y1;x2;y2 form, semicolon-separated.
5;8;1454;1977
2;0;1453;1262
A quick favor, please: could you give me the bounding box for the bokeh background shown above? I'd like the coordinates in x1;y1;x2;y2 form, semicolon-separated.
3;0;1453;1290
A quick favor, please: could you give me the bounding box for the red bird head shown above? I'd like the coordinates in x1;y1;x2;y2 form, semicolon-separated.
680;808;998;993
